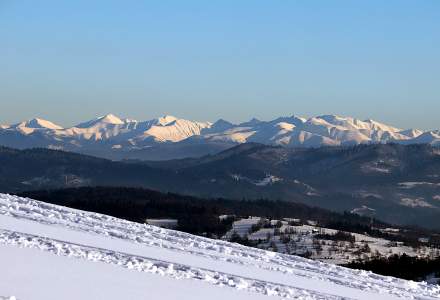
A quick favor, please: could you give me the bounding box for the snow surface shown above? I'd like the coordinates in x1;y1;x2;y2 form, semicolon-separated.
230;174;283;186
14;118;63;130
398;182;440;189
1;194;439;300
400;197;433;208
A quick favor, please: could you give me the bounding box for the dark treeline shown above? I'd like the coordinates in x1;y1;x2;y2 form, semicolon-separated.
20;186;382;235
315;231;356;243
345;254;440;282
18;186;439;247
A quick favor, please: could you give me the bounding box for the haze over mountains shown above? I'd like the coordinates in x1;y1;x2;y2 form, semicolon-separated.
1;114;439;160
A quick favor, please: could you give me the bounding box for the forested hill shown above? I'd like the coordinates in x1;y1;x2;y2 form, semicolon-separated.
2;144;440;229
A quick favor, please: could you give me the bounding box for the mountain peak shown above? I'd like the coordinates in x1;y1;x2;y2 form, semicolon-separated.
213;118;234;126
205;118;235;133
290;115;307;123
157;115;178;125
317;114;349;123
75;114;124;128
99;114;124;124
239;117;262;127
17;118;63;130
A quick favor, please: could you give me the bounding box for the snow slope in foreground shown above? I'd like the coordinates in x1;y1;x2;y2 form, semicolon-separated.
0;194;439;300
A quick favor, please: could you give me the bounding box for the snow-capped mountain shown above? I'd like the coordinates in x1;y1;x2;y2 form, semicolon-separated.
1;193;438;299
0;114;438;160
14;118;63;130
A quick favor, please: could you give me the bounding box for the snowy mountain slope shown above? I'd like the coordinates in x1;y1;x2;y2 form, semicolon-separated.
0;114;438;160
13;118;63;131
138;117;211;143
74;113;125;128
1;194;439;299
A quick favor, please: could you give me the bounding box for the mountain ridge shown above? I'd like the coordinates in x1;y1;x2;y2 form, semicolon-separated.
1;113;439;160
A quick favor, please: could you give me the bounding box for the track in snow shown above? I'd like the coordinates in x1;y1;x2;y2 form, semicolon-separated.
1;194;439;300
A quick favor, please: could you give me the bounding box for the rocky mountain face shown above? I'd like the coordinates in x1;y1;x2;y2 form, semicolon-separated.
1;114;439;160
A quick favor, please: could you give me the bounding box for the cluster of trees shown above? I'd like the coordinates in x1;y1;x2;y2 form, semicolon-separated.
345;254;440;282
315;231;356;243
178;215;235;237
229;232;258;247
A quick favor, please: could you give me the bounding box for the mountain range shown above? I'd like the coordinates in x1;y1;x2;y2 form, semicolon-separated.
1;114;439;160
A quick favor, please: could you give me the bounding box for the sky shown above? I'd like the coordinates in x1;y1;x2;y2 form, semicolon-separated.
0;0;439;130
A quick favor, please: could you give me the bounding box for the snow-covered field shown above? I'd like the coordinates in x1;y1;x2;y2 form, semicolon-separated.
223;217;261;238
1;194;439;300
243;222;439;265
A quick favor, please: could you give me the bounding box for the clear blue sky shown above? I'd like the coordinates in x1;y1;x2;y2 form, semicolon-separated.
1;0;439;129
